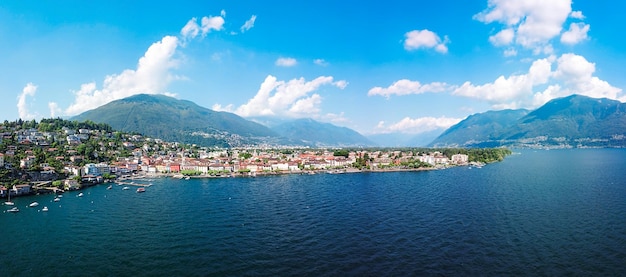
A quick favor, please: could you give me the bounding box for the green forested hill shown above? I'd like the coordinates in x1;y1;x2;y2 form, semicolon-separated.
430;95;626;148
72;94;281;147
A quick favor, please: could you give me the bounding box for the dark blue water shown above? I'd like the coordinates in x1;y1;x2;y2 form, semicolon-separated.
1;149;625;276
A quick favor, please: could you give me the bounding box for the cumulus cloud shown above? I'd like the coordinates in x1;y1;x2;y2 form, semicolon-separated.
314;59;329;66
48;102;61;118
475;0;575;52
503;48;518;57
180;14;225;41
240;15;257;33
219;75;346;118
404;29;449;53
375;116;463;134
63;35;181;116
368;79;453;98
275;57;297;67
561;23;590;45
489;28;515;46
570;11;585;19
454;57;552;106
452;53;623;108
17;83;38;120
211;103;234;113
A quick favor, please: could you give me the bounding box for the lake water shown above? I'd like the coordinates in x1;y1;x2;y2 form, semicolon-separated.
1;149;625;276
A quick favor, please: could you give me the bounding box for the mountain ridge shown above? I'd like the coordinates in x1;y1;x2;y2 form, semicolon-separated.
430;94;626;148
72;94;374;147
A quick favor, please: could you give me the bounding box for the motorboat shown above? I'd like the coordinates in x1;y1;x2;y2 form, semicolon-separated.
4;193;15;206
42;206;49;212
107;185;112;190
122;187;130;190
7;207;19;213
53;197;61;202
29;202;39;207
77;193;84;197
136;187;146;193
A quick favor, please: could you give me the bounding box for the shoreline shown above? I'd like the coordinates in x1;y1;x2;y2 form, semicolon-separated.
2;164;476;200
132;164;446;180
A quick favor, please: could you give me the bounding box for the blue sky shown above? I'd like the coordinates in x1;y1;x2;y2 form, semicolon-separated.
2;0;625;135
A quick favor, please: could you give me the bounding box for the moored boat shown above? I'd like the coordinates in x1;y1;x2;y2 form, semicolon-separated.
4;193;15;206
136;187;146;193
7;207;19;213
42;206;49;212
29;202;39;207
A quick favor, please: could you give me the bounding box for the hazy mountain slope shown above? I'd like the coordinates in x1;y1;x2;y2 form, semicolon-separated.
272;118;375;147
429;109;529;147
429;95;626;148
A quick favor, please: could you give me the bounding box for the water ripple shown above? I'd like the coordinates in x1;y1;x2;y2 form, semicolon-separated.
1;149;626;276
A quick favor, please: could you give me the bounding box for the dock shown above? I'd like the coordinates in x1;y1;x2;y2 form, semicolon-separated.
115;181;152;187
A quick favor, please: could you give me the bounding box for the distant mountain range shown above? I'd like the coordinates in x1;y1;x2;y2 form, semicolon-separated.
272;118;374;147
430;95;626;148
71;93;626;148
366;129;444;147
72;94;376;147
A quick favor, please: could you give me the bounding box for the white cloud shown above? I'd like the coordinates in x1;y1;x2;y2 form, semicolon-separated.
220;10;226;17
452;53;623;108
230;75;347;118
275;57;297;67
368;79;453;98
289;94;322;115
570;11;585;19
323;112;348;124
489;28;515;46
48;102;61;118
211;103;234;112
503;48;518;57
404;29;449;53
552;53;622;100
475;0;573;52
314;59;329;66
17;83;38;120
560;23;590;45
453;57;553;108
375;116;463;134
180;14;225;41
240;15;257;33
334;80;348;89
181;18;200;40
63;35;181;116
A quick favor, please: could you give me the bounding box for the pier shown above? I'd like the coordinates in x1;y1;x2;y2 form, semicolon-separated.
115;181;152;187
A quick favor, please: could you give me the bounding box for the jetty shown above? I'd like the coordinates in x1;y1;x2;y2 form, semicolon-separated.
115;181;152;187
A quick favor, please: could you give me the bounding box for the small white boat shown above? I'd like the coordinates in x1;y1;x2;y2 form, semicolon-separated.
57;194;63;198
42;206;49;212
77;193;84;197
185;177;190;180
53;197;61;202
122;187;130;190
7;207;19;213
4;193;15;206
107;185;112;190
29;202;39;207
